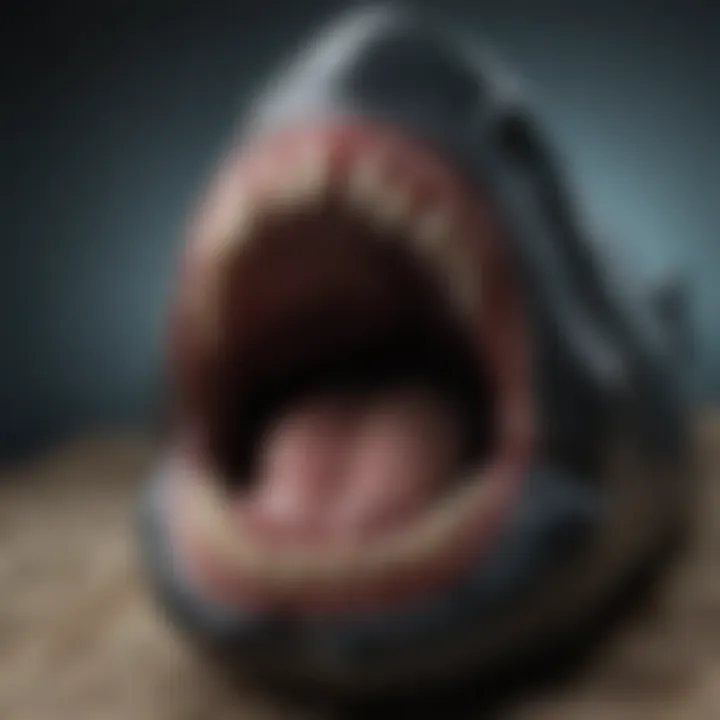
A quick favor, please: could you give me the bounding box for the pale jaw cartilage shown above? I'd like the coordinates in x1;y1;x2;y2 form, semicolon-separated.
184;464;502;599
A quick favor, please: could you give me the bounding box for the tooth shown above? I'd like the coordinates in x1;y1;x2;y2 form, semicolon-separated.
413;207;454;256
262;146;331;216
411;208;479;313
347;155;385;206
376;185;414;229
194;198;262;346
206;196;259;261
347;156;418;235
295;144;331;203
268;175;304;212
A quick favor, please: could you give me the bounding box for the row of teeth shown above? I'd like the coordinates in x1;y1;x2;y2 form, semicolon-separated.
184;466;501;594
198;144;480;342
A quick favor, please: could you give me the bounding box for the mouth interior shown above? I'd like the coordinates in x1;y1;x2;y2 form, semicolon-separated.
204;181;496;546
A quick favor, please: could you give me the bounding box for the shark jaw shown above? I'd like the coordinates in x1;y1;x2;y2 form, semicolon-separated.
168;120;535;615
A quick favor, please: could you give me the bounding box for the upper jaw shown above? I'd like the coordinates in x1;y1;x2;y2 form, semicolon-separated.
188;122;487;352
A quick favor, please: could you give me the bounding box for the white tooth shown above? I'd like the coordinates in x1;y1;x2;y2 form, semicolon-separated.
411;208;479;312
413;207;453;255
269;174;305;211
256;145;331;215
295;144;331;203
194;199;260;346
347;155;385;206
347;155;417;234
209;197;258;258
375;185;414;229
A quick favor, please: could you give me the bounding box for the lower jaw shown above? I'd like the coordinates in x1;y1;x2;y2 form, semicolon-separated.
168;447;528;616
140;454;612;695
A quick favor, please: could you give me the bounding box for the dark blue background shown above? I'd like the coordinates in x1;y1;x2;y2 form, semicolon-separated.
2;0;718;462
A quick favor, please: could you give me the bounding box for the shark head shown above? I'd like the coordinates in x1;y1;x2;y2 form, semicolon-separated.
139;5;694;694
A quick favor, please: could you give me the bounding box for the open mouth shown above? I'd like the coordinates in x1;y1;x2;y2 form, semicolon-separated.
169;121;535;615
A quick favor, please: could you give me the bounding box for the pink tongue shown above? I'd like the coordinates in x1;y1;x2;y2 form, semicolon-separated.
247;391;461;543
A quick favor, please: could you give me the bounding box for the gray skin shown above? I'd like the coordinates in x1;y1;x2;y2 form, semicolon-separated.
138;6;694;693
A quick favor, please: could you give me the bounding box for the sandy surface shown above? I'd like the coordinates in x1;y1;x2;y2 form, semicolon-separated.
0;416;718;719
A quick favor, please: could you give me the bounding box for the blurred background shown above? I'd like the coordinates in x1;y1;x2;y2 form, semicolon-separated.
1;0;718;464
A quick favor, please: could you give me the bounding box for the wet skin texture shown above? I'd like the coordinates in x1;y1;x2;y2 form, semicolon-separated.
138;6;695;694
